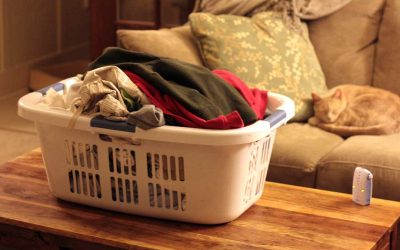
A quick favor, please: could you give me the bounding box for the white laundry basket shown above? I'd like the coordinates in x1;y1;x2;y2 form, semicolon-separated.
18;77;294;224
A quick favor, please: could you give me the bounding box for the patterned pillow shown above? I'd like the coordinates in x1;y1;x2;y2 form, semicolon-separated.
189;12;327;122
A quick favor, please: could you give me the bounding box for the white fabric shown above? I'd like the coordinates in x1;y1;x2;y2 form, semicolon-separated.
41;88;66;108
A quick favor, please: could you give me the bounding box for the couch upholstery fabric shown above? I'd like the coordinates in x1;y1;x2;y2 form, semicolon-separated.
373;0;400;94
316;133;400;201
307;0;385;88
117;26;204;66
267;123;343;187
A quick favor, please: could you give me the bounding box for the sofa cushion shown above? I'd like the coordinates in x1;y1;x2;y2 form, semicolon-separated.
189;12;327;122
307;0;385;88
373;0;400;94
267;123;343;187
117;25;204;66
316;133;400;201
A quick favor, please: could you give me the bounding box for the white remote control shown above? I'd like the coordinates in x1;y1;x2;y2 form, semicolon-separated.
352;167;373;205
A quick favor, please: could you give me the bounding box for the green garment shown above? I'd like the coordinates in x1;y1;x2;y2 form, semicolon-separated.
89;47;258;125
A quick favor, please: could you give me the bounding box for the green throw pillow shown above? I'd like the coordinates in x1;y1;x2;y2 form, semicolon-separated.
189;12;327;122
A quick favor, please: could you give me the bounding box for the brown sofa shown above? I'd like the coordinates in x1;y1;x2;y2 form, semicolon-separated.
268;0;400;201
118;0;400;201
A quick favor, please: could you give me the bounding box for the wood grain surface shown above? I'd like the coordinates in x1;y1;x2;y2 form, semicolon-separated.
0;148;399;250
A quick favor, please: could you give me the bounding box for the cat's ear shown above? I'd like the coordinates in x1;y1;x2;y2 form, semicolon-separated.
311;92;321;103
334;89;342;99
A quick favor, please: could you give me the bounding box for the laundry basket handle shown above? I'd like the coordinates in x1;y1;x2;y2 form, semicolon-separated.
262;92;295;129
263;110;286;128
90;117;136;132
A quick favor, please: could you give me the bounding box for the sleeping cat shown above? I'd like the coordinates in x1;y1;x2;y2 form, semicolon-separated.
308;84;400;137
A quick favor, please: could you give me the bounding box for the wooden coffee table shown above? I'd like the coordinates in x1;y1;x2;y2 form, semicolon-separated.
0;148;399;249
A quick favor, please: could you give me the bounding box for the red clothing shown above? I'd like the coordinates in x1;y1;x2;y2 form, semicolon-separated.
123;70;268;129
212;69;268;120
124;71;244;129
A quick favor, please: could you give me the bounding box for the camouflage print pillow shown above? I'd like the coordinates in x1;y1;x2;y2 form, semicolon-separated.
189;12;327;122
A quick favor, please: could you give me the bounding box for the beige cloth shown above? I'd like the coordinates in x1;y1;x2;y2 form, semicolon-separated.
193;0;352;21
71;66;150;122
294;0;353;20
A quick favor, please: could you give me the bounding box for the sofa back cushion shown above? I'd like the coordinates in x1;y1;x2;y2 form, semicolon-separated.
373;0;400;94
307;0;385;88
190;11;327;122
117;25;204;66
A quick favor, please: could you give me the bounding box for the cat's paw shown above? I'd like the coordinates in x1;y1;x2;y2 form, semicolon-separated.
308;117;319;126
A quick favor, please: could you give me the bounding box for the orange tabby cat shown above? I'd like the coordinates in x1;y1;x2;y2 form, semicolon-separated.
308;84;400;137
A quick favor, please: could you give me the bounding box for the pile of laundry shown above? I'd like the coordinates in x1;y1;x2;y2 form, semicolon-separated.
42;47;269;130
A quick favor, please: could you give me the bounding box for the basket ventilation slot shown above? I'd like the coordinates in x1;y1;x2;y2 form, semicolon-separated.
66;140;98;170
69;170;102;198
260;138;271;165
148;183;186;211
108;147;136;176
147;153;185;181
110;177;139;204
244;137;271;203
